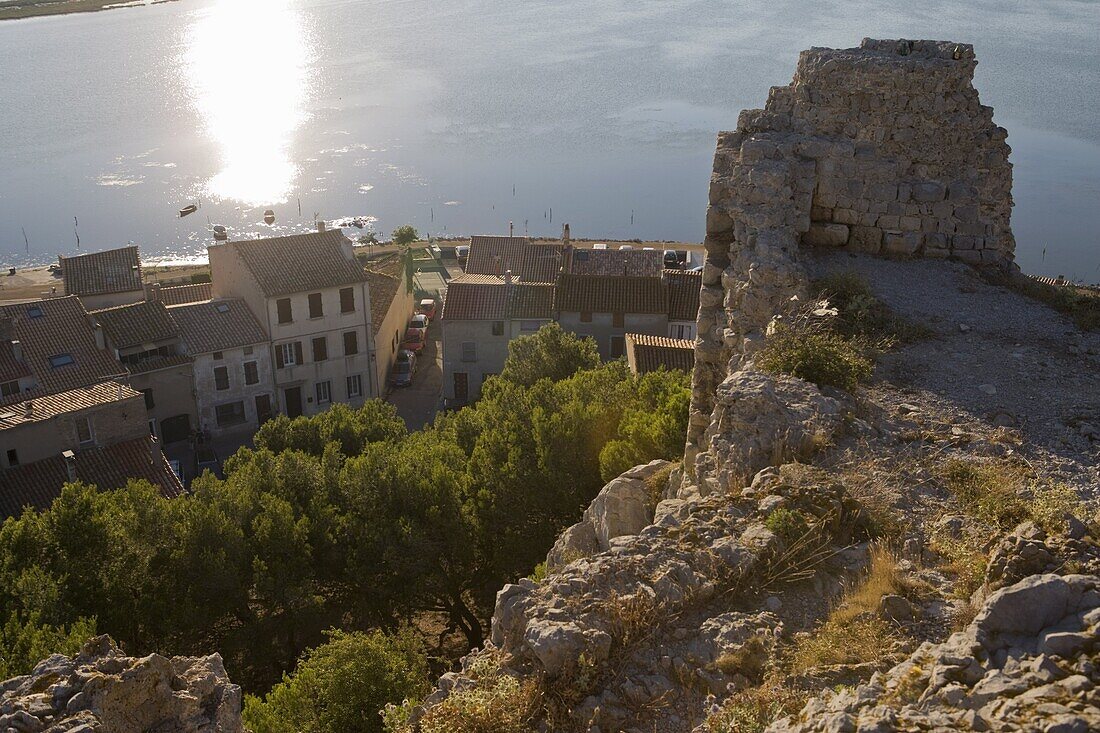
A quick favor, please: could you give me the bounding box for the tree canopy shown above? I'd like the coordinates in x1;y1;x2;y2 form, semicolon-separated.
391;225;418;246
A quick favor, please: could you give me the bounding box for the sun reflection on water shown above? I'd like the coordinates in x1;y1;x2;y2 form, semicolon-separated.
185;0;311;206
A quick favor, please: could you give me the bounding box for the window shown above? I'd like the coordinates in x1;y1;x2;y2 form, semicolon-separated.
492;321;504;336
612;312;624;328
276;298;293;324
580;311;592;323
48;354;74;368
347;374;363;398
315;380;332;404
343;331;359;356
340;287;355;313
308;292;324;318
76;417;94;446
244;361;259;385
215;401;247;427
276;342;302;369
461;342;476;362
213;351;224;360
670;323;694;340
141;388;155;409
5;449;17;467
1;380;18;398
214;366;229;390
26;306;43;319
520;320;540;332
215;303;230;314
312;337;328;362
610;335;625;358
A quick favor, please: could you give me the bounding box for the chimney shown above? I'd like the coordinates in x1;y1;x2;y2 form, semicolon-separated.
504;269;513;287
562;244;573;274
148;436;163;466
62;450;76;482
509;221;514;237
11;340;22;362
317;219;327;233
24;400;33;419
148;282;162;303
94;324;106;350
562;223;570;246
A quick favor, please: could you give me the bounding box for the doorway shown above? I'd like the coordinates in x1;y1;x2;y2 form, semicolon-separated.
283;387;303;418
255;394;273;424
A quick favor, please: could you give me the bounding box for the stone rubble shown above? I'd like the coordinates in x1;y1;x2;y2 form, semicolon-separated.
0;636;242;733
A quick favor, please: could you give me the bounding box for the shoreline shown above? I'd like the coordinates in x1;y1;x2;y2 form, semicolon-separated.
0;0;178;23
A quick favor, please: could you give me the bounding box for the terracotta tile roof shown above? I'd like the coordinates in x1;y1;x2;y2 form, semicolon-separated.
60;246;143;297
466;236;563;283
363;258;407;334
667;270;702;321
0;297;127;405
169;299;268;355
0;436;185;518
151;282;212;306
625;333;695;374
567;248;664;277
92;300;179;350
126;353;193;375
0;381;140;430
222;230;365;296
442;276;554;321
554;274;668;314
0;341;31;384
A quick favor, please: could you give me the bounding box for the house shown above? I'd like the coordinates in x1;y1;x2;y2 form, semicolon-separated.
208;229;377;418
563;247;663;277
0;296;127;404
666;270;702;340
92;300;197;445
363;253;415;392
465;236;563;283
624;333;695;375
168;298;274;439
59;245;145;310
554;274;669;360
441;273;554;403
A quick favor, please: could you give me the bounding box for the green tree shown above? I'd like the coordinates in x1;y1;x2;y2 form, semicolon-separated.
499;323;600;387
598;369;691;481
391;225;419;247
243;629;429;733
0;612;96;679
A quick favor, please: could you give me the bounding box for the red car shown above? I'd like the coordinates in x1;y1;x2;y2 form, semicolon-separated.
402;327;427;352
417;298;438;321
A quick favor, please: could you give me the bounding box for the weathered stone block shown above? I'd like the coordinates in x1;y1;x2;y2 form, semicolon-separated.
802;223;850;247
883;231;922;256
849;226;883;253
912;181;947;202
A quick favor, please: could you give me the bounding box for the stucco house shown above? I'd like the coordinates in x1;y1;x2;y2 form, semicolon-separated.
92;299;197;445
554;274;669;360
208;229;378;418
441;273;554;403
60;245;146;310
168;298;274;440
666;270;702;341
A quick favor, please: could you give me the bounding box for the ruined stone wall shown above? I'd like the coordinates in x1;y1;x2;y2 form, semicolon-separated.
689;38;1015;464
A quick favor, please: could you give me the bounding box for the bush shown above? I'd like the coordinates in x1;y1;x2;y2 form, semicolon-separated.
0;612;96;679
1007;275;1100;331
941;460;1031;531
703;677;806;733
813;272;931;343
756;321;873;391
388;661;541;733
244;629;429;733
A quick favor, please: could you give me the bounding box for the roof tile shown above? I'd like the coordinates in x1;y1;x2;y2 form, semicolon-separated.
169;299;268;355
60;246;143;297
667;270;702;321
555;274;668;314
625;333;695;374
92;300;179;349
222;230;365;296
466;236;563;283
567;248;663;277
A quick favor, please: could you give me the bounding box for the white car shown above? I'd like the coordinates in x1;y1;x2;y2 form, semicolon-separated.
410;314;429;330
592;243;608;250
619;244;633;251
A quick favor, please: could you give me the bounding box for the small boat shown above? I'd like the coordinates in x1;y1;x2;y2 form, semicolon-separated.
263;209;275;225
212;225;228;241
179;203;199;218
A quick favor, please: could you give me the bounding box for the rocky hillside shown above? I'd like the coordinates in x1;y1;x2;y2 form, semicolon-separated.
395;37;1100;733
0;636;242;732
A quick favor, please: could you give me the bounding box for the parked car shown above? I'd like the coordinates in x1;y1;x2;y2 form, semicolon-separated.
410;313;429;330
456;245;470;269
619;244;633;251
402;327;427;352
663;249;682;269
592;243;608;250
417;297;438;321
391;350;417;387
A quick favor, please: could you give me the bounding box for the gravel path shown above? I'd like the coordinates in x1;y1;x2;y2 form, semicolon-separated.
806;251;1100;494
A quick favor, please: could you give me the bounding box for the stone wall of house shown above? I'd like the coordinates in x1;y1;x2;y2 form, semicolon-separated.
688;38;1015;465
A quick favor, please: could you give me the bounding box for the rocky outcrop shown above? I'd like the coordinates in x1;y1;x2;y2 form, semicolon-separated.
0;636;243;733
769;574;1100;732
546;459;670;571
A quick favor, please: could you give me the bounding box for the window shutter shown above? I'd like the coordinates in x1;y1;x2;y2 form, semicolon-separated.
294;341;304;365
275;345;285;369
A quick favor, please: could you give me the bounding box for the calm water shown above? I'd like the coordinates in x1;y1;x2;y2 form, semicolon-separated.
1;0;1098;280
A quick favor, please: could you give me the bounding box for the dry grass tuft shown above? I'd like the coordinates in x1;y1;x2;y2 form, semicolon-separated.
702;676;808;733
712;635;769;683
